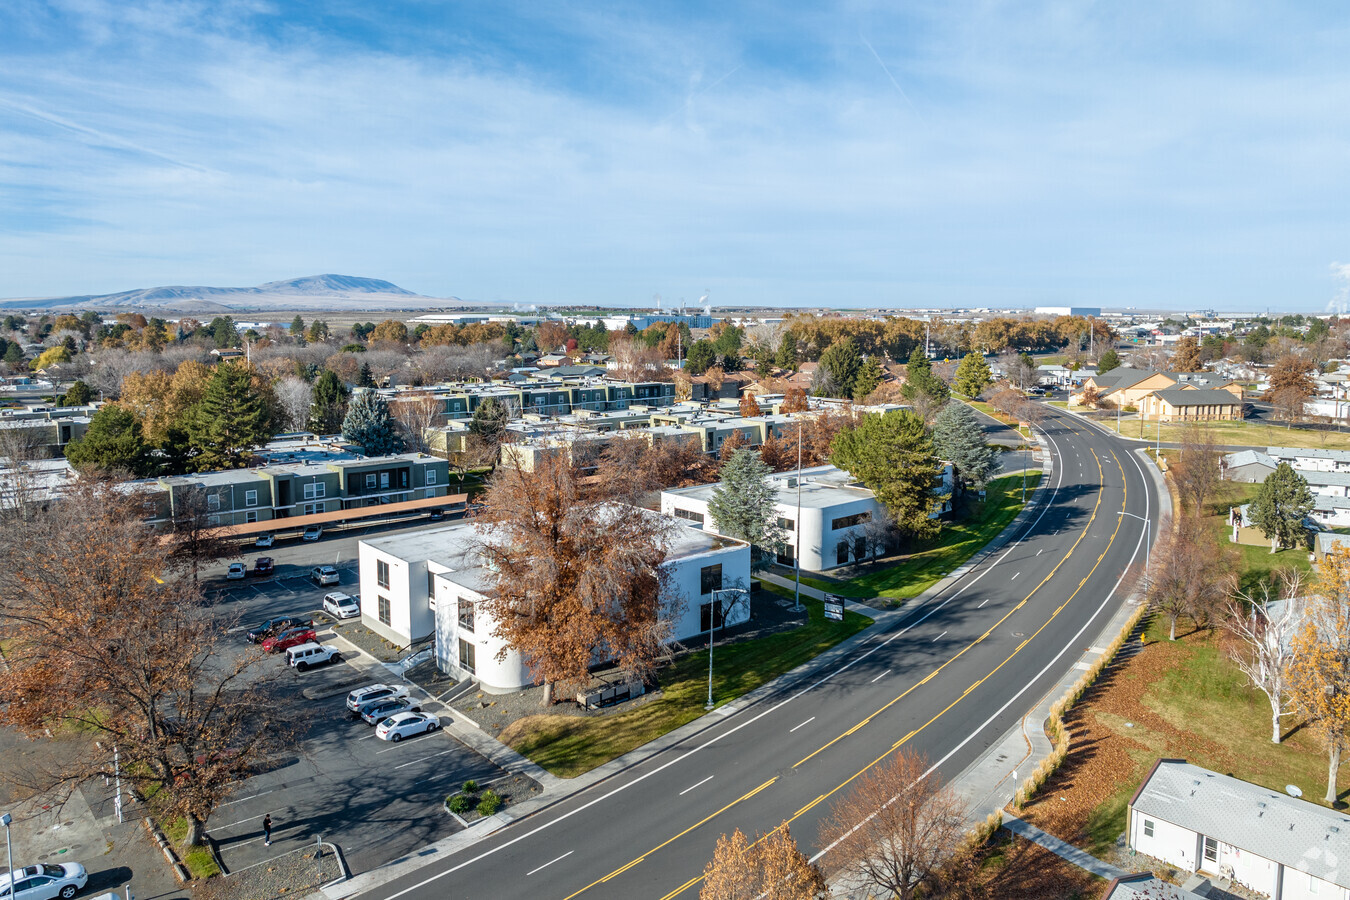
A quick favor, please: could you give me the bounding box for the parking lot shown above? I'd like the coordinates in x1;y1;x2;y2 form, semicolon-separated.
202;533;515;876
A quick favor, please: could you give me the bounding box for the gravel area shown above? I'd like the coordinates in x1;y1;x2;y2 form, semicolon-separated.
196;846;343;900
441;774;542;825
328;618;407;663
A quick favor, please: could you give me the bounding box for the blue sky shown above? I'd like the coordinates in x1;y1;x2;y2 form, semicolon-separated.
1;1;1347;312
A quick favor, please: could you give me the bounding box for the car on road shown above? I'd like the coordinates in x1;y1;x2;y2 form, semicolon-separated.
346;683;410;713
225;562;246;580
375;711;440;742
323;591;360;619
251;556;274;576
302;525;323;542
287;642;342;670
0;862;89;900
358;696;421;725
254;532;275;549
262;626;317;653
311;564;340;586
246;616;310;644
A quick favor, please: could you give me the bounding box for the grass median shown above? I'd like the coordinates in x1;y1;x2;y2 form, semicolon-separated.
1104;417;1350;451
499;589;872;778
786;472;1043;603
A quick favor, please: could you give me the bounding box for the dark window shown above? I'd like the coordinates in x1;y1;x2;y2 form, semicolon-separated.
700;600;726;632
378;596;391;625
831;511;872;530
776;544;794;565
399;469;409;488
377;559;390;589
458;599;475;634
675;507;705;526
1143;819;1154;838
700;564;722;595
836;542;849;565
777;516;795;531
459;638;476;674
854;536;866;559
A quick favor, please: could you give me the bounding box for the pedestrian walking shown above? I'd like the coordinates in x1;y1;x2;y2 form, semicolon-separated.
263;814;272;846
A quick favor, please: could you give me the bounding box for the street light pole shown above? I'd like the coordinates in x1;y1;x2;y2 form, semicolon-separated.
1119;511;1152;571
705;589;725;711
793;420;803;613
2;812;12;880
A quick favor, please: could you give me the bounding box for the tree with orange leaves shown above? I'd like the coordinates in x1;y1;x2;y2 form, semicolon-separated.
739;393;763;417
719;428;750;462
700;824;827;900
781;387;809;413
1288;545;1350;803
475;455;679;705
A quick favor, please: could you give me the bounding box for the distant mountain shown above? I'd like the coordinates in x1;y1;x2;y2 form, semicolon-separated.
0;275;472;313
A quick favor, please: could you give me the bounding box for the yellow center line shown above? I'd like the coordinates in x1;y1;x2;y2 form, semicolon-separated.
791;447;1106;770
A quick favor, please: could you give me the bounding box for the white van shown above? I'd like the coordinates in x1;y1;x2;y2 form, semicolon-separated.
287;642;342;671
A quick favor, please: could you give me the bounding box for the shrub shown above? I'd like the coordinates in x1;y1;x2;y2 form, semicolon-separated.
463;779;479;794
448;794;473;814
477;790;503;817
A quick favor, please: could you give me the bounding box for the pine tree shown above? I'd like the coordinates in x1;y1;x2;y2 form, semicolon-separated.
187;363;273;470
342;390;404;456
65;406;155;476
902;346;950;403
852;356;884;401
776;332;799;370
707;449;784;569
819;338;862;398
1249;462;1314;553
1097;348;1120;374
830;410;944;542
290;315;306;343
952;352;992;399
309;369;350;434
932;402;998;492
359;362;375;387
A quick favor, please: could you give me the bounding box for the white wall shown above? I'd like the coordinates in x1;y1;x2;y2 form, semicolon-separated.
1281;867;1350;900
357;543;435;645
1130;812;1199;874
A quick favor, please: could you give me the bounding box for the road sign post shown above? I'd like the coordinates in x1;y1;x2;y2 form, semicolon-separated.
823;593;844;622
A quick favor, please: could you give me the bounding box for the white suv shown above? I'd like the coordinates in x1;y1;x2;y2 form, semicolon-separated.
323;591;360;619
311;565;339;586
287;642;341;671
346;683;410;713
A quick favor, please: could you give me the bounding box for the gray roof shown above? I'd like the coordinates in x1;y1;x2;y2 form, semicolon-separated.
1150;387;1242;407
1104;874;1206;900
1224;449;1275;470
1132;760;1350;887
1317;532;1350;555
1268;446;1350;463
1092;368;1163;391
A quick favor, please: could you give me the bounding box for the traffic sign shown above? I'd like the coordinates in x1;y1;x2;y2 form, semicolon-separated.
824;593;845;622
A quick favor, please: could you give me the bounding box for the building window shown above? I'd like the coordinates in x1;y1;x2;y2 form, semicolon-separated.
837;542;849;565
376;559;390;589
245;511;258;524
700;600;726;632
1202;836;1218;864
1142;820;1154;838
1310;874;1320;894
675;508;705;527
459;638;476;674
380;472;390;489
700;564;722;595
426;488;436;499
366;473;376;489
245;489;258;507
304;482;325;500
426;469;437;485
207;515;220;526
378;596;391;626
777;544;794;566
777;516;795;531
207;493;221;511
831;511;872;531
458;599;475;634
303;501;323;516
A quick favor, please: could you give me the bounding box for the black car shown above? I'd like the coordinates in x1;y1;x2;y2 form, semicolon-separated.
246;615;310;643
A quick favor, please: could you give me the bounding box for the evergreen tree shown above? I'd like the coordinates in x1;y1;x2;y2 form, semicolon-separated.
685;340;717;375
932;402;998;492
819;338;862;398
61;380;92;406
952;352;992;398
210;316;238;349
852;356;883;401
306;320;329;343
290;315;306;342
1249;462;1314;553
188;363;273;470
1097;348;1120;374
359;362;375;387
308;369;350;434
902;346;950;403
342;390;404;456
830;410;944;542
469;397;509;443
707;448;784;570
3;343;23;367
776;332;798;370
65;406;155;476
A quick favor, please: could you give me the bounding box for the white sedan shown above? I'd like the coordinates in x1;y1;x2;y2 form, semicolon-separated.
225;562;246;580
254;532;275;549
375;711;440;742
323;591;360;619
0;863;88;900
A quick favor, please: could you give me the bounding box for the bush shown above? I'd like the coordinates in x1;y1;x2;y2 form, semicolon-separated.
477;790;503;816
463;779;479;794
448;794;473;814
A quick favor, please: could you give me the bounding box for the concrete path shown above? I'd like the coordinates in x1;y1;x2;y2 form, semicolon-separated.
1003;814;1127;880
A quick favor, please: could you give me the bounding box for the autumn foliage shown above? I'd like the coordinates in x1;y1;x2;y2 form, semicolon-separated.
700;824;827;900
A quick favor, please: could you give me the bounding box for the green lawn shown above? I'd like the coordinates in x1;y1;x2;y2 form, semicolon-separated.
499;588;873;777
1101;417;1350;451
161;817;222;879
783;473;1042;602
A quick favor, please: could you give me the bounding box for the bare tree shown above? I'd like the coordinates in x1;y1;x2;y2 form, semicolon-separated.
1172;424;1225;517
859;507;899;563
700;824;827;900
392;391;444;453
1224;568;1305;743
274;376;314;432
818;748;966;900
167;486;240;584
1146;516;1233;639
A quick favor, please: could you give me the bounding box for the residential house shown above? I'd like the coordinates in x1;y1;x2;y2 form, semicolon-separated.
1136;388;1243;423
1128;759;1350;898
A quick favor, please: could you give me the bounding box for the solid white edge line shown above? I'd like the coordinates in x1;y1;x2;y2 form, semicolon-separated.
375;423;1073;900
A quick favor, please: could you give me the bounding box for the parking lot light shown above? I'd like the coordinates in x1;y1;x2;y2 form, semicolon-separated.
2;811;13;880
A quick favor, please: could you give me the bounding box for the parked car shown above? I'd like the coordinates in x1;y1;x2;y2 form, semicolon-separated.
375;711;440;742
262;627;316;653
287;642;341;671
254;532;275;549
346;683;410;713
251;556;274;576
225;562;246;580
428;508;446;521
323;591;360;619
358;696;421;725
246;616;310;643
0;863;89;900
311;565;339;586
302;525;323;542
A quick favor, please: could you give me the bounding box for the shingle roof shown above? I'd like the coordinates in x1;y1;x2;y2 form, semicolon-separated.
1132;760;1350;887
1092;368;1164;391
1268;446;1350;462
1150;388;1242;407
1103;873;1207;900
1223;450;1275;470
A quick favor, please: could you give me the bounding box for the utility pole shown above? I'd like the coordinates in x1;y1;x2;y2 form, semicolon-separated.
793;420;803;613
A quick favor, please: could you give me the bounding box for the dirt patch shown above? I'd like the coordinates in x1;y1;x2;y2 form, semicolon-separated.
195;846;342;900
962;832;1105;900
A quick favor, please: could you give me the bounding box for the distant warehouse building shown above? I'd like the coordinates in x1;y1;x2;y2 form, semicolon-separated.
1034;306;1102;317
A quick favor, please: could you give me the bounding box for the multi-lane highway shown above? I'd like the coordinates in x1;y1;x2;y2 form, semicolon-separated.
355;405;1157;900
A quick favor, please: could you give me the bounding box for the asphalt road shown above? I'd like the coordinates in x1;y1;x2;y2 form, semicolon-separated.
352;405;1158;900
